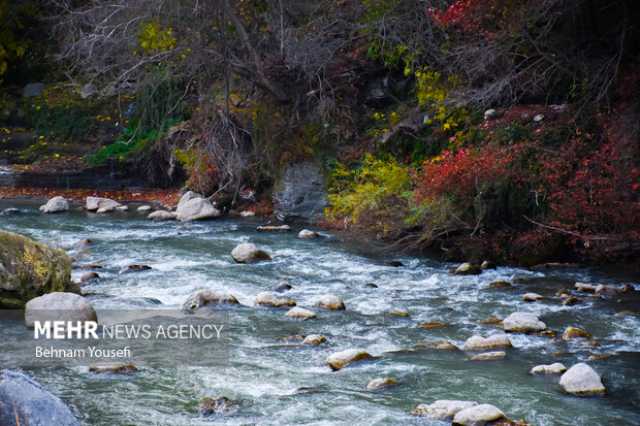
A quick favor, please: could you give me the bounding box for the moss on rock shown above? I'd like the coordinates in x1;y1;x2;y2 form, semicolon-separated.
0;230;72;307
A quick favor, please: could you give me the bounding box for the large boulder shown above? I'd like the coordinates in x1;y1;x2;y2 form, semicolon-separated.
25;292;97;327
0;231;73;308
463;334;512;351
559;363;605;396
412;400;478;420
176;198;221;222
452;403;505;425
502;312;546;333
273;161;327;221
85;197;121;213
231;243;271;263
0;370;80;426
39;196;70;214
326;349;373;371
177;191;203;210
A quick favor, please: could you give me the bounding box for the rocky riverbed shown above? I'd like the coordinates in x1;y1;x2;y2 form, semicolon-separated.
1;198;639;425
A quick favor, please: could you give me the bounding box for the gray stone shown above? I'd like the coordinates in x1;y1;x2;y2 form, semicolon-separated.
412;400;478;420
39;196;70;214
454;262;482;275
0;370;80;426
530;362;567;375
148;210;177;221
315;294;345;310
463;334;512;351
559;363;605;396
523;292;543;302
176;198;221;222
303;334;326;345
182;290;239;312
470;351;506;361
137;205;152;212
86;196;121;213
273;162;327;221
231;243;271;263
452;403;505;425
502;312;546;332
255;291;296;308
298;229;320;239
177;191;203;210
366;377;397;390
286;307;316;320
25;292;97;328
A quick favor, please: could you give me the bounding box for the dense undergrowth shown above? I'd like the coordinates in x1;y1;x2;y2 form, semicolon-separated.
1;0;639;264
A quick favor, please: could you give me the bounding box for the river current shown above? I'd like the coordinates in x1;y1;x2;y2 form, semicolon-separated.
1;199;639;425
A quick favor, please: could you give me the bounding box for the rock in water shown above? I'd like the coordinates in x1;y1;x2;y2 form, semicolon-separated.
25;292;97;327
463;334;512;351
182;290;239;312
454;262;482;275
273;161;327;221
326;349;373;370
199;396;237;416
176;197;221;222
530;363;567;375
315;294;346;310
148;210;177;221
231;243;271;263
298;229;320;239
562;326;592;340
285;307;317;320
502;312;547;332
412;400;478;420
40;196;70;214
303;334;326;345
85;196;121;213
559;363;605;396
523;292;543;302
255;291;296;308
0;370;80;426
0;231;73;308
89;363;137;374
452;404;505;425
257;224;291;232
470;351;506;361
137;205;152;212
366;377;397;390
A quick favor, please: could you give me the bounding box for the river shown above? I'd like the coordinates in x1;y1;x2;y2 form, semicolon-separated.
1;199;639;425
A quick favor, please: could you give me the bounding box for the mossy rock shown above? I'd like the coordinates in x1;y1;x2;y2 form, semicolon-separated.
0;230;72;307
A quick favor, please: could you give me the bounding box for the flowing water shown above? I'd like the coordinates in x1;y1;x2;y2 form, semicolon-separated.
1;199;639;426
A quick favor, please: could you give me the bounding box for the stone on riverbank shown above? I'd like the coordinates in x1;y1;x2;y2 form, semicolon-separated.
182;290;239;312
0;230;73;308
39;196;69;214
231;243;271;263
366;377;397;390
412;400;478;420
176;197;221;221
285;307;317;320
315;294;346;310
255;291;296;308
502;312;546;333
559;363;605;396
25;292;97;327
148;210;177;221
326;349;373;370
298;229;320;239
453;404;505;425
0;369;81;426
530;363;567;375
177;191;203;209
463;334;512;351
